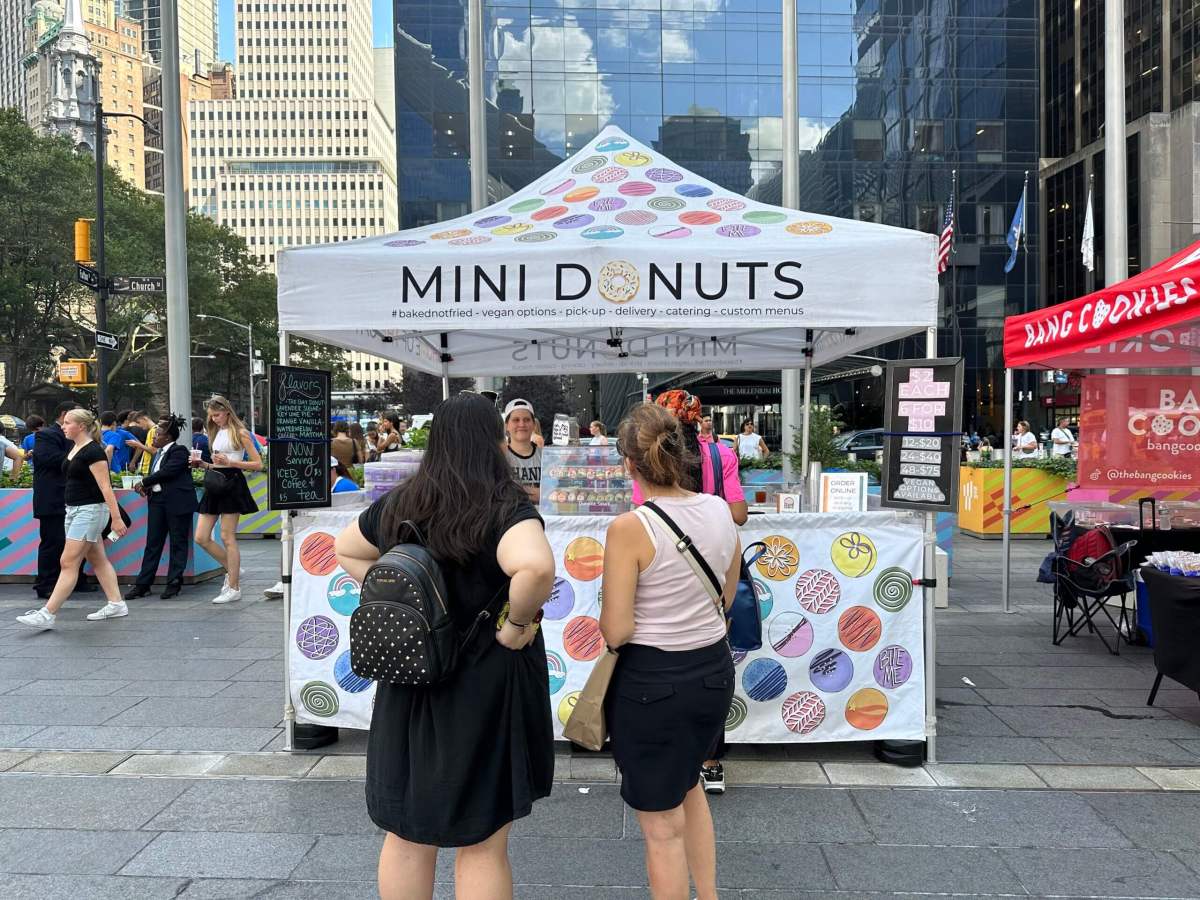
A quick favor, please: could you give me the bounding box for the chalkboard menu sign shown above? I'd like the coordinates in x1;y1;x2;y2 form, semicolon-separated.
880;357;964;513
268;364;332;510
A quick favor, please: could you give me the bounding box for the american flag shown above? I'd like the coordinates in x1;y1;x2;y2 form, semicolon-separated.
937;192;955;274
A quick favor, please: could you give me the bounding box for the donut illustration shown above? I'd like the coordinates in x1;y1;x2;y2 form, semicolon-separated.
725;695;749;730
768;612;814;658
649;225;691;240
539;177;575;195
731;648;749;666
787;220;834;235
873;645;913;689
743;210;788;225
326;572;360;616
755;534;800;581
618;181;655;197
838;606;882;652
592;166;629;183
679;210;721;226
554;214;594;229
845;687;888;730
529;204;564;221
582;225;623;240
708;197;746;211
752;578;774;619
299;680;339;718
572;155;607;173
648;196;686;212
543;577;576;620
589;196;626;212
716;224;761;238
546;651;568;694
564;185;600;204
385;239;423;247
830;531;877;578
491;222;532;236
675;183;713;198
509;198;545;213
596;137;629;152
431;228;471;240
615;150;652;167
563;615;604;661
646;167;683;183
515;231;557;243
873;567;914;612
449;235;491;246
334;649;372;693
781;691;825;735
564;536;604;581
795;568;841;614
300;532;338;576
743;658;787;701
557;690;581;725
615;209;656;226
598;260;640;304
809;648;854;692
296;615;339;660
474;215;510;228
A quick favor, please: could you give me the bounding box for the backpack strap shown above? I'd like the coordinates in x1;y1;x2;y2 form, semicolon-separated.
640;501;725;621
397;520;427;546
707;443;725;500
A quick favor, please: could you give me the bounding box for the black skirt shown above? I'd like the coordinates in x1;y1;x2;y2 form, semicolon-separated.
365;625;554;847
197;468;259;516
606;639;734;812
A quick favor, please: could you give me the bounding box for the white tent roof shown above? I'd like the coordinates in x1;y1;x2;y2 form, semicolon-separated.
278;126;938;376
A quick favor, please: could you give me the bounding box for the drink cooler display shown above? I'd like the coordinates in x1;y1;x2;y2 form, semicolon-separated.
538;445;632;517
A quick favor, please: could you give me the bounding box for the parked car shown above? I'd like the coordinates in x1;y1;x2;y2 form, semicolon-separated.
835;428;884;461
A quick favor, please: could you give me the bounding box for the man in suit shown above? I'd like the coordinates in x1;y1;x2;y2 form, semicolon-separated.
126;415;197;600
32;401;95;598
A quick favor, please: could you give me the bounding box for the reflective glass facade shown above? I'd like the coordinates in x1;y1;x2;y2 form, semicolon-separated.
394;0;1039;426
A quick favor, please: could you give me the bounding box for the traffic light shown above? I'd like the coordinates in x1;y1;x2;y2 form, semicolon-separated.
74;219;93;265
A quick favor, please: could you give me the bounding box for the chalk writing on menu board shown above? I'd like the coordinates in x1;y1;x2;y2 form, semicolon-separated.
269;365;332;510
880;357;964;513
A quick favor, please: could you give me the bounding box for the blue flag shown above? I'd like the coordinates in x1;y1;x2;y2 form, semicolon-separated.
1004;189;1026;273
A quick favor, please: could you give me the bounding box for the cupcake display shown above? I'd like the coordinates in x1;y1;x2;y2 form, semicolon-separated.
538;446;632;517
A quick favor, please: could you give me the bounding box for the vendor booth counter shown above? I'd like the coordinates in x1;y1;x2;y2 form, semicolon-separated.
287;506;930;746
0;488;223;583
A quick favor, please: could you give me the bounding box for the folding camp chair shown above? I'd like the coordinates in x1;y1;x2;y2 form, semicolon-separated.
1046;513;1137;655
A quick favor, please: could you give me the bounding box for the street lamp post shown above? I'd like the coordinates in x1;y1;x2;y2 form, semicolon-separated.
197;314;255;432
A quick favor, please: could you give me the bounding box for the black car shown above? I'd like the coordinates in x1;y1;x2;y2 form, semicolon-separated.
835;428;884;462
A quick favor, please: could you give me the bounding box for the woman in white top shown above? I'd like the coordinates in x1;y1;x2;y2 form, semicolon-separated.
1013;421;1039;459
601;403;741;900
193;396;262;605
734;418;768;460
1050;417;1075;457
588;420;609;446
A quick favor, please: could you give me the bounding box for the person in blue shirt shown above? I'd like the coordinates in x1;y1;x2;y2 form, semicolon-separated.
191;417;211;463
21;415;44;465
331;457;359;493
99;411;134;472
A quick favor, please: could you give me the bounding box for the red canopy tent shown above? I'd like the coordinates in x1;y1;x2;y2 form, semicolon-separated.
998;240;1200;610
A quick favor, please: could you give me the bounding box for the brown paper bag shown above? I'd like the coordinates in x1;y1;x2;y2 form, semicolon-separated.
562;648;618;751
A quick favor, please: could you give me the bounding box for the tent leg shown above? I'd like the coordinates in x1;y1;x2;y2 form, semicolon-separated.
279;330;296;752
1001;367;1014;614
441;375;450;401
923;325;938;763
800;353;813;500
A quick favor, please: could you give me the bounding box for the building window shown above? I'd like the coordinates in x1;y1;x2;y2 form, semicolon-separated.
912;120;943;155
977;204;1006;241
975;122;1004;163
854;202;881;224
914;204;941;234
852;120;884;161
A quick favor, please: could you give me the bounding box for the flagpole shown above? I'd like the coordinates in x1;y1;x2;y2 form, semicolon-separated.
950;169;958;356
1021;170;1029;424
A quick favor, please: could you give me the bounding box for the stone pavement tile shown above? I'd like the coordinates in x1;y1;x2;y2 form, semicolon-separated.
110;753;226;776
5;679;130;696
934;704;1019;737
184;647;283;660
1092;687;1200;707
0;656;114;678
512;783;624;839
1043;737;1200;765
991;704;1200;739
925;763;1047;788
290;834;381;882
228;659;283;681
120;831;317;879
1173;739;1200;761
138;727;280;752
0;695;143;726
143;778;376;834
0;750;34;771
1016;651;1142;668
1000;847;1200;898
173;879;282;898
87;658;257;681
246;882;377;900
0;678;31;693
16;725;162;750
208;753;319;778
822;843;1025;895
505;837;649;888
1030;764;1159;790
973;688;1109;706
1166;704;1200;727
0;724;43;745
112;681;230;698
934;736;1065;764
935;666;1009;689
0;828;155;875
1176;850;1200;878
307;755;367;778
214;680;282;699
725;761;827;785
10;750;130;774
850;788;1132;849
1136;766;1200;790
715;841;834;892
565;756;616;781
983;665;1160;689
317;729;368;755
0;874;187;900
104;697;281;728
1081;791;1200;849
446;889;642;900
823;763;936;787
0;775;190;829
934;687;987;705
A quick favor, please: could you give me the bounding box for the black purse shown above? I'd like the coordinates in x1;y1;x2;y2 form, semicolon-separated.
203;467;232;497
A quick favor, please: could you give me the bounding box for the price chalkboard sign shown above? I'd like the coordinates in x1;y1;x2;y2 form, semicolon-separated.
268;364;332;510
880;357;964;513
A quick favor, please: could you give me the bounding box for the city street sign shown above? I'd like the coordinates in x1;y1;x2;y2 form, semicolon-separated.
94;330;119;351
110;274;165;293
76;264;101;291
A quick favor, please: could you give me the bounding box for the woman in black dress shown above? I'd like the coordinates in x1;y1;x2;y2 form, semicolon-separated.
334;392;556;900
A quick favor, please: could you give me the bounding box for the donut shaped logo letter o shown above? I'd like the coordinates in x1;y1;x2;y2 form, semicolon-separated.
1129;413;1200;436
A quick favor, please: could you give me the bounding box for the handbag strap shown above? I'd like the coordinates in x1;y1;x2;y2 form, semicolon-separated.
640;501;725;622
707;443;725;500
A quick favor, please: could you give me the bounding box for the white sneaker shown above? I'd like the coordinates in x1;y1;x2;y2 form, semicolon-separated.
212;587;242;605
220;569;246;591
263;581;284;599
86;601;129;621
16;608;55;629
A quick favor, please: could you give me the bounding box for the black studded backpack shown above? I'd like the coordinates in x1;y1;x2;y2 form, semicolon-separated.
350;521;495;686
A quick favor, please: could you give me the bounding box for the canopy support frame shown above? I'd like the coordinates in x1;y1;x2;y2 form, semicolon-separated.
1001;367;1014;614
278;329;296;752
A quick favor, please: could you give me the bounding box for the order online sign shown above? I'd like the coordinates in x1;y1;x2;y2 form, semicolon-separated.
1078;375;1200;489
880;357;964;513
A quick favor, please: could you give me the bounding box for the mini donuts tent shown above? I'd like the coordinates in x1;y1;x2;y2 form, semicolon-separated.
277;126;938;378
999;239;1200;608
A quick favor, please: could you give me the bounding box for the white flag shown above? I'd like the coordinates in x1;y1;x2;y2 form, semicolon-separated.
1081;188;1095;272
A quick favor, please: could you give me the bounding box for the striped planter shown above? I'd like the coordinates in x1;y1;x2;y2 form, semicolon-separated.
237;472;281;536
957;466;1069;538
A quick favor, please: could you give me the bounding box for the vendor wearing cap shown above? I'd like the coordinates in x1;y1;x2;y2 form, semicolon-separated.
331;456;360;494
503;398;542;504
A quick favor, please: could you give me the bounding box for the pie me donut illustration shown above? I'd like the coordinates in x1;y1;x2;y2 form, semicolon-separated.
557;690;581;725
598;260;640;304
615;150;652;167
491;222;532;236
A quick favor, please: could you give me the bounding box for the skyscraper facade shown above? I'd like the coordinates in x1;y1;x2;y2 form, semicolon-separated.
122;0;215;71
0;0;33;112
392;0;1038;428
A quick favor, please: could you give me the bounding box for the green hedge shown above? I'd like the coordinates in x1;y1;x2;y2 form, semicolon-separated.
966;456;1076;480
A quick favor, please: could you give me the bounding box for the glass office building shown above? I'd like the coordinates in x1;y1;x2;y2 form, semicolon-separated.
393;0;1038;430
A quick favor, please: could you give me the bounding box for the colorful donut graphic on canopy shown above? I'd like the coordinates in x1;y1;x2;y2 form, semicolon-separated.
554;214;594;229
781;691;825;735
742;658;787;701
572;154;607;174
794;568;840;614
768;612;814;658
755;535;799;581
431;228;471;240
582;225;623;240
491;222;531;236
516;231;556;243
716;224;760;238
592;166;628;183
546;651;568;694
296;615;339;660
649;225;691;240
809;648;854;692
564;616;604;661
830;531;877;578
596;137;629;152
743;210;788;225
708;197;746;212
725;695;749;730
679;210;721;226
615;150;652;167
385;239;423;247
450;235;490;246
564;186;600;204
334;649;372;693
873;567;914;612
873;645;913;689
300;532;338;576
616;209;657;226
589;196;626;212
564;537;604;581
648;196;686;212
326;572;360;616
838;606;882;652
509;198;545;213
618;181;655;197
300;681;339;717
787;220;834;235
539;177;575;195
474;215;510;228
845;687;888;730
543;577;576;620
646;167;683;183
676;184;713;198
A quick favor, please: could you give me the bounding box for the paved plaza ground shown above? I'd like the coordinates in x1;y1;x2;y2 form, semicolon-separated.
1;533;1199;897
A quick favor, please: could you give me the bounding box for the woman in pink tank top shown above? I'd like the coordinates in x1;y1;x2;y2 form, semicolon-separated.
600;403;742;900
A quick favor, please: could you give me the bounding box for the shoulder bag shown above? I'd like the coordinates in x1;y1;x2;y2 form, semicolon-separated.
704;445;767;652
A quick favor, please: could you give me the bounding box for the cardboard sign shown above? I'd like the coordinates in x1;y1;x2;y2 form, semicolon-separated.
268;365;332;510
881;357;964;512
819;472;868;513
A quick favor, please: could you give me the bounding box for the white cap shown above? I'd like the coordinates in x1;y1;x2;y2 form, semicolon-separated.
503;398;534;421
330;455;339;467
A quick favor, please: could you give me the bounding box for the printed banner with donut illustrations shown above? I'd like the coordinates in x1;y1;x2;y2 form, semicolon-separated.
288;510;927;742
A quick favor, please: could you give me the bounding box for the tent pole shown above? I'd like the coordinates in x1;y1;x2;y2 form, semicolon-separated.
278;329;296;752
924;324;938;763
1001;367;1014;614
780;0;801;486
442;376;450;401
799;333;814;498
467;0;487;213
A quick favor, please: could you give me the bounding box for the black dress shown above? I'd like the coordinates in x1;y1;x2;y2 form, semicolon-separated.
357;498;554;847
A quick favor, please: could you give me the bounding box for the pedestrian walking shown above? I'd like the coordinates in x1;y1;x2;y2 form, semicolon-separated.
193;396;262;604
126;416;196;600
333;392;555;900
600;402;741;900
734;418;768;461
17;409;129;628
30;402;95;599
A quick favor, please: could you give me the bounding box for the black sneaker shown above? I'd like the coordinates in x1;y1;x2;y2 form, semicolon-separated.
701;763;725;794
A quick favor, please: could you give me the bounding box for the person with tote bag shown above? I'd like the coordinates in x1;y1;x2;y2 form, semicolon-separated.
586;402;741;900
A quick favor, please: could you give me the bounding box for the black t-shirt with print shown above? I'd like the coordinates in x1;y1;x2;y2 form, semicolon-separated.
62;441;108;506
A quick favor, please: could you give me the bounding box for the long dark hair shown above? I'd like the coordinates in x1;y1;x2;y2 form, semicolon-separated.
374;393;527;565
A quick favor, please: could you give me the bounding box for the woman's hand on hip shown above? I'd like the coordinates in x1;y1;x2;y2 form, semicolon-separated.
496;620;535;651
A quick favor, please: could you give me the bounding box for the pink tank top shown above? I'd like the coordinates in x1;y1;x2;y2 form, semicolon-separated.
630;493;738;651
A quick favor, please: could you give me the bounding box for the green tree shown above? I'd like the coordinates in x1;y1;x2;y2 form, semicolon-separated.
397;369;472;416
501;376;569;434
